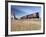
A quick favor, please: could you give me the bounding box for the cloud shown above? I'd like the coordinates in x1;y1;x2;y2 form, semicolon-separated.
11;5;41;19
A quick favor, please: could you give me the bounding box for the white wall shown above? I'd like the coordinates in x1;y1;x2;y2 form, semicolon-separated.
7;0;45;2
0;0;5;37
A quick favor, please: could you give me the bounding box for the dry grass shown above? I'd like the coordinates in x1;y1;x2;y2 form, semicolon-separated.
11;19;41;31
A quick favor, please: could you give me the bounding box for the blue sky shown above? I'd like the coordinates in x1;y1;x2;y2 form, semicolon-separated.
11;5;41;19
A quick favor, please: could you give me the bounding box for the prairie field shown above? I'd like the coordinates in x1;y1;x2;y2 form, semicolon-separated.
11;18;41;31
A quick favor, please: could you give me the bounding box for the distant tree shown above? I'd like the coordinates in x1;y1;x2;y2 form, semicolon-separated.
36;12;39;18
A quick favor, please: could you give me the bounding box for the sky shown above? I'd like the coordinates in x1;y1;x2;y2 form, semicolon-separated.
11;5;41;19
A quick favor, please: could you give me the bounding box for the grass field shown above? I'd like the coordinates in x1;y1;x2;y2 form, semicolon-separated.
11;18;41;31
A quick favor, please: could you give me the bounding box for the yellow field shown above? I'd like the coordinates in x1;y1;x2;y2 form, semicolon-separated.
11;19;41;31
